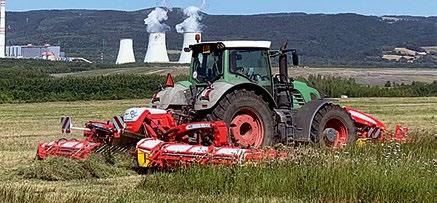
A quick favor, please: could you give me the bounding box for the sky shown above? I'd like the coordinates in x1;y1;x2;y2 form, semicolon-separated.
6;0;437;16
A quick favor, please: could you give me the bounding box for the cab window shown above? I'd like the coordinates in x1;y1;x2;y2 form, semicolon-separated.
229;49;271;83
192;46;223;83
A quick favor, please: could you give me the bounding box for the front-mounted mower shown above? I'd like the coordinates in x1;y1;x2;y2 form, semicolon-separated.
37;40;408;169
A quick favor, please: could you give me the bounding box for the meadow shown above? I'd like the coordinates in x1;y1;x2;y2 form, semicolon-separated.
0;98;435;202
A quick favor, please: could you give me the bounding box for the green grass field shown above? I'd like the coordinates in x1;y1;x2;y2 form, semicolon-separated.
0;98;436;202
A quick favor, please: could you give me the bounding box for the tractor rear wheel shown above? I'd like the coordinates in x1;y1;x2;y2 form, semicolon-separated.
311;104;357;148
207;89;275;148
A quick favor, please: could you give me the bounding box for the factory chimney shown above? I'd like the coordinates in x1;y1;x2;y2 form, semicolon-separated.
116;39;136;64
0;0;6;58
176;5;205;64
144;7;170;63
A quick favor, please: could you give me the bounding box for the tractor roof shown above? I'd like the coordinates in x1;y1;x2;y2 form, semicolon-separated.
197;41;272;49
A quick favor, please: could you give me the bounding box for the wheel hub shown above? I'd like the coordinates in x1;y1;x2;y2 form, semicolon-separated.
230;112;264;148
324;118;349;147
323;128;338;143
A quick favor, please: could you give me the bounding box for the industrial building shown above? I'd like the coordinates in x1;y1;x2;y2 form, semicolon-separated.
5;44;65;61
0;0;6;58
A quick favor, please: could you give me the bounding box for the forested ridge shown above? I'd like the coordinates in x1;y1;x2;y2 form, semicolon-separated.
5;9;437;67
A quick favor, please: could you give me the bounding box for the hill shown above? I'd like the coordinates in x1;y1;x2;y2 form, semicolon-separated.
5;9;437;67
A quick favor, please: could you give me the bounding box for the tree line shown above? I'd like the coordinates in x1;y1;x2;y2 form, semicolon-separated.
299;75;437;98
0;74;176;103
0;67;436;103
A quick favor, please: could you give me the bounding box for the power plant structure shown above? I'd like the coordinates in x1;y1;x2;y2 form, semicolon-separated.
6;44;63;60
178;32;201;64
0;2;207;64
0;0;6;58
116;39;136;64
144;32;170;63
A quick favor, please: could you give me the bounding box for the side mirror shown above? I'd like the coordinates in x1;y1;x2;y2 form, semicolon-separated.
292;51;299;66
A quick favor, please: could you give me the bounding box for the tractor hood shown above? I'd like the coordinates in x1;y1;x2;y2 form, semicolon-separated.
152;80;236;111
151;81;191;109
152;79;275;112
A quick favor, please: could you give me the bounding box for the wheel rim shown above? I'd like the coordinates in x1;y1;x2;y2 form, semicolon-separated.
323;118;349;148
230;109;264;148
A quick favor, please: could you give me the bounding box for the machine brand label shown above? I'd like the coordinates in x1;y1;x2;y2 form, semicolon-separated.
123;108;147;122
186;123;212;130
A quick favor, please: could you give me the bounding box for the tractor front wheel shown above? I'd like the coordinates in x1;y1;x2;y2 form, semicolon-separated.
311;104;357;148
208;89;275;148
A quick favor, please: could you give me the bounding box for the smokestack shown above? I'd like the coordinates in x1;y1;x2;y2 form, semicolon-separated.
176;5;205;64
144;32;169;63
116;39;136;64
178;33;201;64
144;7;170;63
0;0;5;58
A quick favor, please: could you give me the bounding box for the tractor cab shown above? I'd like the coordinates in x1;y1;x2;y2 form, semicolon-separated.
189;41;274;94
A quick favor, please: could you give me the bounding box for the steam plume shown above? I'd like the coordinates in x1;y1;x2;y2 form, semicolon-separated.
144;7;170;33
158;0;171;9
176;0;206;33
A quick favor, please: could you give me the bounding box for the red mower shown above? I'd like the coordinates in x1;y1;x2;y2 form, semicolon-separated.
37;40;408;169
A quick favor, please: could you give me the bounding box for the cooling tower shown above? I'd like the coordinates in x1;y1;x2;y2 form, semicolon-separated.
178;32;201;64
116;39;136;64
0;0;6;58
144;32;169;63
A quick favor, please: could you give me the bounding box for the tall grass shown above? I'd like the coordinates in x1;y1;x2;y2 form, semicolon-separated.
137;137;436;202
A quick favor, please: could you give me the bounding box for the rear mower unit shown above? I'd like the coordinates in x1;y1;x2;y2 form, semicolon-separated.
37;40;408;169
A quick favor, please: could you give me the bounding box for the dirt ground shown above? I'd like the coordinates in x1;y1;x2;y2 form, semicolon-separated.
53;66;437;86
288;67;437;85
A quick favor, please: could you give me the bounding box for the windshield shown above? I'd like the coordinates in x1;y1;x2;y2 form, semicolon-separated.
192;45;223;83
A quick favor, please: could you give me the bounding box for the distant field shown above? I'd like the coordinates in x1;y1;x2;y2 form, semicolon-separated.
52;66;189;77
52;66;437;85
0;98;435;202
290;67;437;85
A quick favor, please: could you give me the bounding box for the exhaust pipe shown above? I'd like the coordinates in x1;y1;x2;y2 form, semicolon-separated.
278;42;299;84
279;49;289;84
276;42;300;109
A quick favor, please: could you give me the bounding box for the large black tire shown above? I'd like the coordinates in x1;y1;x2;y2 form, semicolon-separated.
311;104;357;147
207;89;275;148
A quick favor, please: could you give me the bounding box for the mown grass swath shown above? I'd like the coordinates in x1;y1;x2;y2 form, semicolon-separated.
17;154;135;181
0;185;112;203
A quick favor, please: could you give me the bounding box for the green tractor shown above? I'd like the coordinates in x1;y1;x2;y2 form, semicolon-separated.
152;41;357;148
